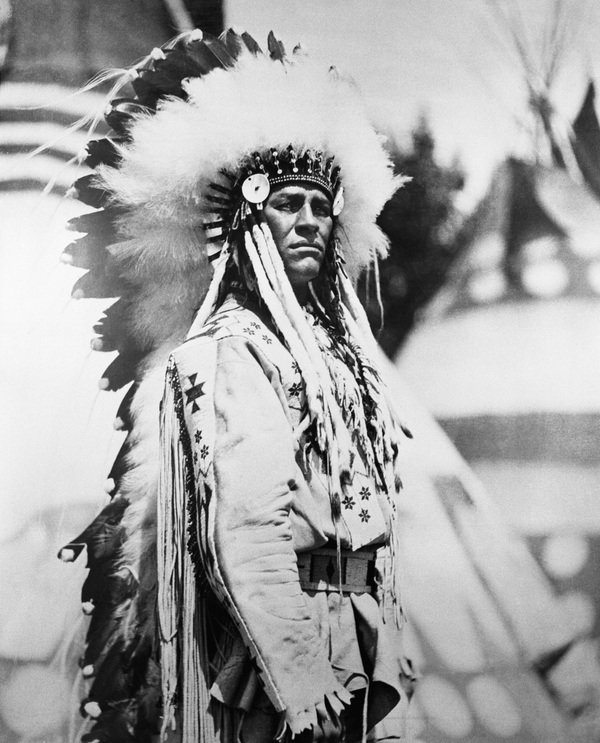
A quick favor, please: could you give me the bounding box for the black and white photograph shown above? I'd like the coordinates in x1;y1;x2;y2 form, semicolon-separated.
2;1;600;742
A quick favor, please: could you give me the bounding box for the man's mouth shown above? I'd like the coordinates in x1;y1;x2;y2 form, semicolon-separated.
291;242;323;252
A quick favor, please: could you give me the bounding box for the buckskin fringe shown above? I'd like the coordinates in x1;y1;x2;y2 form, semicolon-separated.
158;360;217;743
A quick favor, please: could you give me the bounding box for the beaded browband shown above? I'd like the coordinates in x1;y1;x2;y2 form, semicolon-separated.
204;145;345;248
239;146;341;198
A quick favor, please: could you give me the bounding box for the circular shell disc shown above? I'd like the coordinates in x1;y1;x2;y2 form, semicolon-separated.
242;173;271;204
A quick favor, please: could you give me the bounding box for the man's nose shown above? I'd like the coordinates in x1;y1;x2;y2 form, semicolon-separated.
296;203;319;232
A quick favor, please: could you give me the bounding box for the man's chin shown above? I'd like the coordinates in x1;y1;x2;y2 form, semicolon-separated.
286;256;324;286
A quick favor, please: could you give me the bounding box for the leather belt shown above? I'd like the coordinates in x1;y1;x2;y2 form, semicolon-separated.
297;547;375;594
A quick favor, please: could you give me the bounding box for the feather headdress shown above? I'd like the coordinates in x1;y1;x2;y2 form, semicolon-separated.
59;29;407;743
100;45;399;276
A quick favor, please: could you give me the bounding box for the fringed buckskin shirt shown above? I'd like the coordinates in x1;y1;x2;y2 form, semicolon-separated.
163;292;411;743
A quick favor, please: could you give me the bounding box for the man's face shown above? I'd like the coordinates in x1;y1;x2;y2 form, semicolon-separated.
263;184;333;294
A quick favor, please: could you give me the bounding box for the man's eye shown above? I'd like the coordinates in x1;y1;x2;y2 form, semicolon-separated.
314;204;331;218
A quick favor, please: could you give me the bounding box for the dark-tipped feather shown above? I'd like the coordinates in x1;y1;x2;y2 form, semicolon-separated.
105;100;153;135
85;138;123;169
241;31;262;55
73;174;112;208
202;33;238;68
221;28;244;57
93;300;148;357
89;641;133;701
83;574;135;663
100;353;140;392
69;497;130;567
267;31;286;62
63;238;110;270
114;383;138;431
107;437;134;489
71;269;127;300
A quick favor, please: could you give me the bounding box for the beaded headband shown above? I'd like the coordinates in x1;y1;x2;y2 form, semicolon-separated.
241;146;340;196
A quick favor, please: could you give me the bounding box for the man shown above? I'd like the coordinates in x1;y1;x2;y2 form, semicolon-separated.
60;29;414;743
263;184;331;299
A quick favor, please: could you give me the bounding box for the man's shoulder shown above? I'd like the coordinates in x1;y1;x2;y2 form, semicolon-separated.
169;294;303;412
185;296;265;342
172;295;282;365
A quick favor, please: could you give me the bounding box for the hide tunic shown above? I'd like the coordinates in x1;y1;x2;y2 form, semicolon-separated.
165;291;408;742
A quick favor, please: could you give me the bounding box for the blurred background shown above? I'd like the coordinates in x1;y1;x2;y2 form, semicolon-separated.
2;1;600;741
